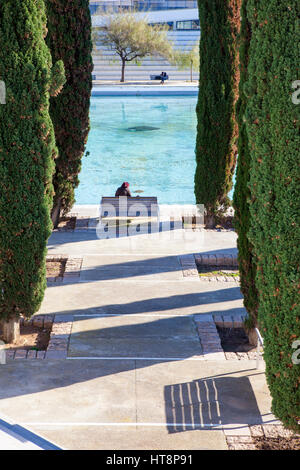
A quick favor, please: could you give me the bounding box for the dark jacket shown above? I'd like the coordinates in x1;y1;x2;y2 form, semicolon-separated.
115;185;132;197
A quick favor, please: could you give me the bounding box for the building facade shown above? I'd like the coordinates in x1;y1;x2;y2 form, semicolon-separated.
91;1;200;81
89;1;198;14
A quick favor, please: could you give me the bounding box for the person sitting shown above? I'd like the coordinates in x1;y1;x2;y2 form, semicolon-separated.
160;71;167;84
115;181;132;197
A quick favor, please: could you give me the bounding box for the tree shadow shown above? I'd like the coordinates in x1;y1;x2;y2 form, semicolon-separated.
0;310;271;434
45;286;244;316
2;308;245;401
48;218;191;246
67;314;203;359
46;248;239;286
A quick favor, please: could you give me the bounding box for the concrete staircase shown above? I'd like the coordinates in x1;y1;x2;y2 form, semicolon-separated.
92;29;200;81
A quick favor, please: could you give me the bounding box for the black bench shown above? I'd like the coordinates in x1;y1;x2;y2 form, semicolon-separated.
150;74;169;81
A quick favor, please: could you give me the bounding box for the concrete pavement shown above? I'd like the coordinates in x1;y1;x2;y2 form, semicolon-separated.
0;417;61;450
0;359;273;450
0;205;276;449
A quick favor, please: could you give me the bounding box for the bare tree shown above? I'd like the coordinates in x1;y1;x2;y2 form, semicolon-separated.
93;11;173;82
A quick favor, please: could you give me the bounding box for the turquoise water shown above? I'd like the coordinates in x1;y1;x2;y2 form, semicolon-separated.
75;96;198;205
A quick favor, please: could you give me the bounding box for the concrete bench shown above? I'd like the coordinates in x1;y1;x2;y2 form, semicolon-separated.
100;196;159;220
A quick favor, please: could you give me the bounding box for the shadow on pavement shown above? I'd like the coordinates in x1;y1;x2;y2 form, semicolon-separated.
164;376;263;433
0;418;62;450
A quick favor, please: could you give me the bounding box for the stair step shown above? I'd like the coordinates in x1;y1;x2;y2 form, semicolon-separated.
91;29;200;81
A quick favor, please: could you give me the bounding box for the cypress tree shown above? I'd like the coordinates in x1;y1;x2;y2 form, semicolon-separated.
245;0;300;431
0;0;64;341
233;0;258;325
195;0;241;226
45;0;93;226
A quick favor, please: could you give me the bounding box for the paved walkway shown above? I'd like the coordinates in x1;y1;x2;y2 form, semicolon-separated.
0;205;277;450
93;80;198;86
92;80;198;96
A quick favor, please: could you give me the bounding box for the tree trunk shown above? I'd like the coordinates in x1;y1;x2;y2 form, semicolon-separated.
121;59;126;82
205;214;215;229
2;317;20;344
51;197;62;229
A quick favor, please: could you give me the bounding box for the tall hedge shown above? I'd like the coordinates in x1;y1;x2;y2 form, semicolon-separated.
0;1;63;326
45;0;93;225
233;0;258;325
245;0;300;432
195;0;241;225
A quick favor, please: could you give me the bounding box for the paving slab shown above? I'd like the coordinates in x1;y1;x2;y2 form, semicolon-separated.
0;429;40;450
27;425;227;450
47;228;237;257
68;314;202;359
40;280;244;317
0;360;136;424
80;254;183;266
0;419;61;450
135;361;273;427
0;360;274;450
79;255;183;282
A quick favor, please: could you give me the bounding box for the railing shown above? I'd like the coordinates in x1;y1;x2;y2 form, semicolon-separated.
134;0;198;10
90;0;198;14
255;327;264;370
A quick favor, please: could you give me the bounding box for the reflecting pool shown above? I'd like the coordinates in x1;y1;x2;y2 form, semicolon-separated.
75;96;198;205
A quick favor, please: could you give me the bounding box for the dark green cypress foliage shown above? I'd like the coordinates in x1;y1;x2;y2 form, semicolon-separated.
45;0;93;225
195;0;241;226
233;0;258;325
245;0;300;432
0;1;59;324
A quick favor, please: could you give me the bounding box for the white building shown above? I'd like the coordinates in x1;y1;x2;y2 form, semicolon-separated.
90;0;200;81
